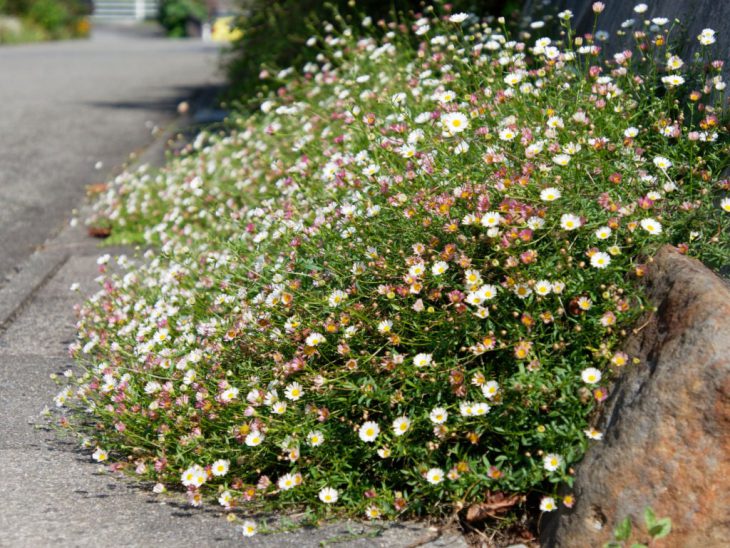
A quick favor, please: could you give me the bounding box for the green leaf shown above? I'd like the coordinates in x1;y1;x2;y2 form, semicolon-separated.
649;517;672;539
603;542;622;548
629;544;648;548
643;507;656;529
614;516;632;541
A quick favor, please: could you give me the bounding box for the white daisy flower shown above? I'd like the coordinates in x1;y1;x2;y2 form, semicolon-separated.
319;487;339;503
431;261;449;276
305;332;325;346
514;284;533;299
472;402;490;415
595;226;612;240
479;284;498;300
426;468;444;484
590;252;611;269
365;505;382;519
540;187;561;202
581;367;602;384
560;213;582;230
242;520;258;537
429;407;448;424
437;89;456;103
504;73;523;86
359;421;380;442
540;497;557;512
220;387;239;403
552;154;571;166
698;28;716;46
448;12;469;23
211;459;229;477
409;263;426;277
328;290;348;307
662;75;685;87
307;431;324;446
482;381;500;399
653;156;672;170
245;431;264;447
481;211;503;227
392;416;411;436
413;353;433;367
666;55;684;70
459;401;474;416
181;464;206;488
543;453;562;472
534;280;552;296
441;112;469;133
218;491;232;508
278;473;298;490
399;144;416;158
499;127;517;141
640;217;662;235
284;381;304;401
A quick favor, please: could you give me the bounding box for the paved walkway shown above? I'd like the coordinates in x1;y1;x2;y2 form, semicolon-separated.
0;24;221;287
0;25;468;548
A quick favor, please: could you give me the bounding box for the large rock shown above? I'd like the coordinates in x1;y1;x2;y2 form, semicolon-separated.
543;246;730;547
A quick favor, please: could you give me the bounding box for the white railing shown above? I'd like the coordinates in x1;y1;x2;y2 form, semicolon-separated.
93;0;159;21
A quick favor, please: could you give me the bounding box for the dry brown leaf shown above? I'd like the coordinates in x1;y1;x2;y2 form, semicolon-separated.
86;183;109;196
88;225;111;238
463;492;523;524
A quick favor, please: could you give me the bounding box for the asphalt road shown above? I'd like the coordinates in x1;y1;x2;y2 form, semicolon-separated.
0;24;223;285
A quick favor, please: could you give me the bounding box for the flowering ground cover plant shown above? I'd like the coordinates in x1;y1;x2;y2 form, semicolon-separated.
58;2;729;536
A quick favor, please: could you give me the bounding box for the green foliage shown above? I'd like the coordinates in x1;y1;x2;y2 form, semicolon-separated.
0;0;90;41
2;0;30;12
158;0;208;37
26;0;69;33
644;507;672;540
614;516;632;541
0;22;46;43
62;3;729;530
605;507;672;547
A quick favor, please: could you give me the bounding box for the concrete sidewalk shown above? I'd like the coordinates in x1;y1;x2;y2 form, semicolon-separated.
0;112;468;548
0;24;221;290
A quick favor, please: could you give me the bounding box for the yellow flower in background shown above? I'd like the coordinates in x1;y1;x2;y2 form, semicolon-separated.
212;17;243;43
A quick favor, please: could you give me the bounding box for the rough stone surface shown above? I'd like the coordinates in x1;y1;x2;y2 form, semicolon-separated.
543;246;730;547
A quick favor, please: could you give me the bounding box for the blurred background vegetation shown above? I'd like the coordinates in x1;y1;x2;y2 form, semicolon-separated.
0;0;91;43
158;0;209;37
222;0;521;105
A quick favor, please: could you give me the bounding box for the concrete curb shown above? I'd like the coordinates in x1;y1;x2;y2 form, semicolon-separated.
0;250;69;333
